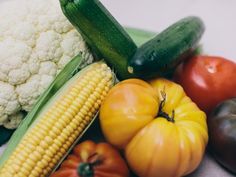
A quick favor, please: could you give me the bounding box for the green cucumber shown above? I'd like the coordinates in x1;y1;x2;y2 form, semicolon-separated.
60;0;137;80
128;16;205;79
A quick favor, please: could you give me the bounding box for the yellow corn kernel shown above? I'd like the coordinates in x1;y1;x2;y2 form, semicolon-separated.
0;62;113;177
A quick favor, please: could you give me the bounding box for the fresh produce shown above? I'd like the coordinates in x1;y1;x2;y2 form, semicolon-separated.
51;140;129;177
100;78;208;177
174;55;236;114
60;0;137;80
127;16;205;79
31;56;91;132
208;98;236;174
0;27;155;142
0;62;114;177
0;0;93;129
125;27;156;47
0;54;93;145
0;126;14;146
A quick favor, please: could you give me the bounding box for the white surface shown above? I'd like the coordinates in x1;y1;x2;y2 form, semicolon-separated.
0;144;7;157
0;0;235;177
101;0;236;61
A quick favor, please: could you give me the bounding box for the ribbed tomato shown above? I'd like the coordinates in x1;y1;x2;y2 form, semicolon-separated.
51;140;129;177
100;79;208;177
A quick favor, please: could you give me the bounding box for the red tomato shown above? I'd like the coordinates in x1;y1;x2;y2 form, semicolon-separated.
174;55;236;114
51;140;129;177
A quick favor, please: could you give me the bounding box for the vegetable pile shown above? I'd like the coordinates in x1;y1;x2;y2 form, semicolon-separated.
0;0;93;129
100;78;208;177
51;140;129;177
0;0;235;177
174;56;236;114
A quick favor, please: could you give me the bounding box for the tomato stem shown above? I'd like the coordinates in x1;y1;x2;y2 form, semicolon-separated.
77;163;94;177
157;91;175;122
77;153;103;177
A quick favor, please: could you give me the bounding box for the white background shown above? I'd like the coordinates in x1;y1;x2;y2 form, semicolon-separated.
101;0;236;61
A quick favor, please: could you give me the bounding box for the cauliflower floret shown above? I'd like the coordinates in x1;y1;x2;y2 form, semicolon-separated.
61;31;88;58
0;0;94;129
16;74;54;111
3;112;24;130
0;39;32;85
35;31;63;62
12;22;36;47
16;62;57;111
0;82;21;125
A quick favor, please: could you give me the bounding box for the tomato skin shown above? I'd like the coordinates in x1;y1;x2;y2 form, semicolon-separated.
208;98;236;174
100;78;208;177
174;56;236;114
51;140;129;177
100;79;159;149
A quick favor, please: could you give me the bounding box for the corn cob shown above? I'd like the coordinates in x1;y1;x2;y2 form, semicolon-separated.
0;54;92;157
0;62;114;177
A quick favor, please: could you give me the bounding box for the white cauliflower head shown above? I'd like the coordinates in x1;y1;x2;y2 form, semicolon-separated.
0;0;93;129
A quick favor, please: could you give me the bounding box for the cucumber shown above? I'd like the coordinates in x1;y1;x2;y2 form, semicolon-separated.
60;0;137;80
128;16;205;79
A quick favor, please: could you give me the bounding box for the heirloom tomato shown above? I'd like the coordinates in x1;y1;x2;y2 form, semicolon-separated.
100;79;208;177
51;140;129;177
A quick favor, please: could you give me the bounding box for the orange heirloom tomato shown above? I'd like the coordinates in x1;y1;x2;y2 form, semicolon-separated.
100;79;208;177
51;140;129;177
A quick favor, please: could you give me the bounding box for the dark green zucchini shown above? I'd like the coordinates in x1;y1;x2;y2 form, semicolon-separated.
60;0;137;80
128;16;205;79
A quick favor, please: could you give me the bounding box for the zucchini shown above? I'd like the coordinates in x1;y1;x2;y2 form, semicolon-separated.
128;16;205;79
60;0;137;80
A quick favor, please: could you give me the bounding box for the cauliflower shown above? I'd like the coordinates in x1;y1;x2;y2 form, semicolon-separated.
0;0;94;129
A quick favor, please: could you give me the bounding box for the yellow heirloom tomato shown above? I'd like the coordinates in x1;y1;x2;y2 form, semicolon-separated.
99;78;208;177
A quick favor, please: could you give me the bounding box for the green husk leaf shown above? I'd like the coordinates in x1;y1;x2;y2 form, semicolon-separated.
0;54;91;167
